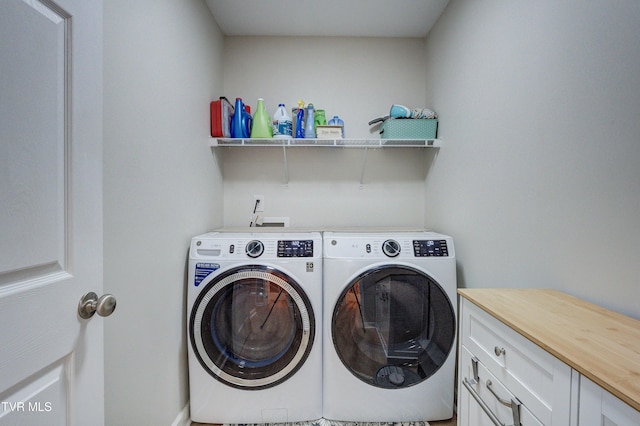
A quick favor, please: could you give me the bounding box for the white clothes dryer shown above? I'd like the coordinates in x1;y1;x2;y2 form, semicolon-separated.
187;231;322;424
323;231;457;422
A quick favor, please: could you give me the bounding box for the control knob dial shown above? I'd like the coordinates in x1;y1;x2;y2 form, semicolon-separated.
382;239;401;257
246;240;264;258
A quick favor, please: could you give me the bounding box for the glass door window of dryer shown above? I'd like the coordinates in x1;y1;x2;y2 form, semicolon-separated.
190;265;315;390
332;265;455;388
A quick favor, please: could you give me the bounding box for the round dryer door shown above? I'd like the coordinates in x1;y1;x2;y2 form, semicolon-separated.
190;265;315;390
332;265;455;389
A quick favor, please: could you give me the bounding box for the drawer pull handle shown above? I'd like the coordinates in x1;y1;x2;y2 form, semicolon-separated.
471;356;480;384
463;378;505;426
486;379;513;406
486;380;522;426
494;346;506;356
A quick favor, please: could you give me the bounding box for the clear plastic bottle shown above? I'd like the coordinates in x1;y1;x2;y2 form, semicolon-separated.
304;103;315;138
272;103;292;139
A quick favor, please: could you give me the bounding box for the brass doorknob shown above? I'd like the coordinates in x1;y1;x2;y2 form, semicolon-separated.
78;292;117;319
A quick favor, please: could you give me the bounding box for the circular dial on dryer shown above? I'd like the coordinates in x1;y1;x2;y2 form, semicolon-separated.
246;240;264;258
382;239;401;257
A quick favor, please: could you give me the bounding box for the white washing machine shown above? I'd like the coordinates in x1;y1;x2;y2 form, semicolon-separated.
187;231;322;424
323;231;457;422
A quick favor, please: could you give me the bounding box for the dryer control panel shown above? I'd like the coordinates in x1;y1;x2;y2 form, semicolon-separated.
278;240;314;257
413;239;449;257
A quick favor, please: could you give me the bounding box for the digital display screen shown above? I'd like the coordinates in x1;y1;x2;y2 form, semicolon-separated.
413;240;449;257
277;240;314;257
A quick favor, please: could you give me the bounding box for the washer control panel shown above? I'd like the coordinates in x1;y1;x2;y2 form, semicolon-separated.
277;240;314;257
413;240;449;257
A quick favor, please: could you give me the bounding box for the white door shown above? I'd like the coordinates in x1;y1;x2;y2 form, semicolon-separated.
0;0;105;425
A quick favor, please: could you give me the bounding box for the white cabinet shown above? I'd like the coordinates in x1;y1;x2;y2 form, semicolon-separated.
457;291;640;426
458;297;572;425
578;376;640;426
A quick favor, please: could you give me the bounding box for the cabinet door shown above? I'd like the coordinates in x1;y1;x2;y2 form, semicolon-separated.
579;376;640;425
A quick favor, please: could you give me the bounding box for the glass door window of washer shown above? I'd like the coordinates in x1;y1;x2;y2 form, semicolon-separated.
332;265;455;388
190;265;315;390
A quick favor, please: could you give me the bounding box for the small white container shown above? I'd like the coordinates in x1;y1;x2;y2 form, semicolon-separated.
272;103;292;138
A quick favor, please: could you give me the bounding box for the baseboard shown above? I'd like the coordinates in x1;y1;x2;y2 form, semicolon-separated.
171;402;191;426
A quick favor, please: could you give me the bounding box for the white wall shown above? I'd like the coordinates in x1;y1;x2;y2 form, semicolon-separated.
220;37;432;228
423;1;640;318
103;1;224;424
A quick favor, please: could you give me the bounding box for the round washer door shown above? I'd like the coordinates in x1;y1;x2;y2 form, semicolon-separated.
332;265;455;389
190;265;315;390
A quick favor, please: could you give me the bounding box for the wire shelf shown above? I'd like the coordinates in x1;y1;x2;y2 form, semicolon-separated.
211;138;441;148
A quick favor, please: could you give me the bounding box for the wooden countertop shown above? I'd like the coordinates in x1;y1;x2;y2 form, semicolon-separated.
457;288;640;412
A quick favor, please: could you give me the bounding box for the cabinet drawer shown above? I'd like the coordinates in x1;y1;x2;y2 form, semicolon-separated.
460;298;571;425
459;345;543;425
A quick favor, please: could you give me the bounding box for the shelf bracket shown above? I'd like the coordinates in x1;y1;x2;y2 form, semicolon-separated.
359;147;369;187
282;145;289;185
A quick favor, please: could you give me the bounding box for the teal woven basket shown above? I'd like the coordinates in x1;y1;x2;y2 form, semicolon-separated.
380;118;438;139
